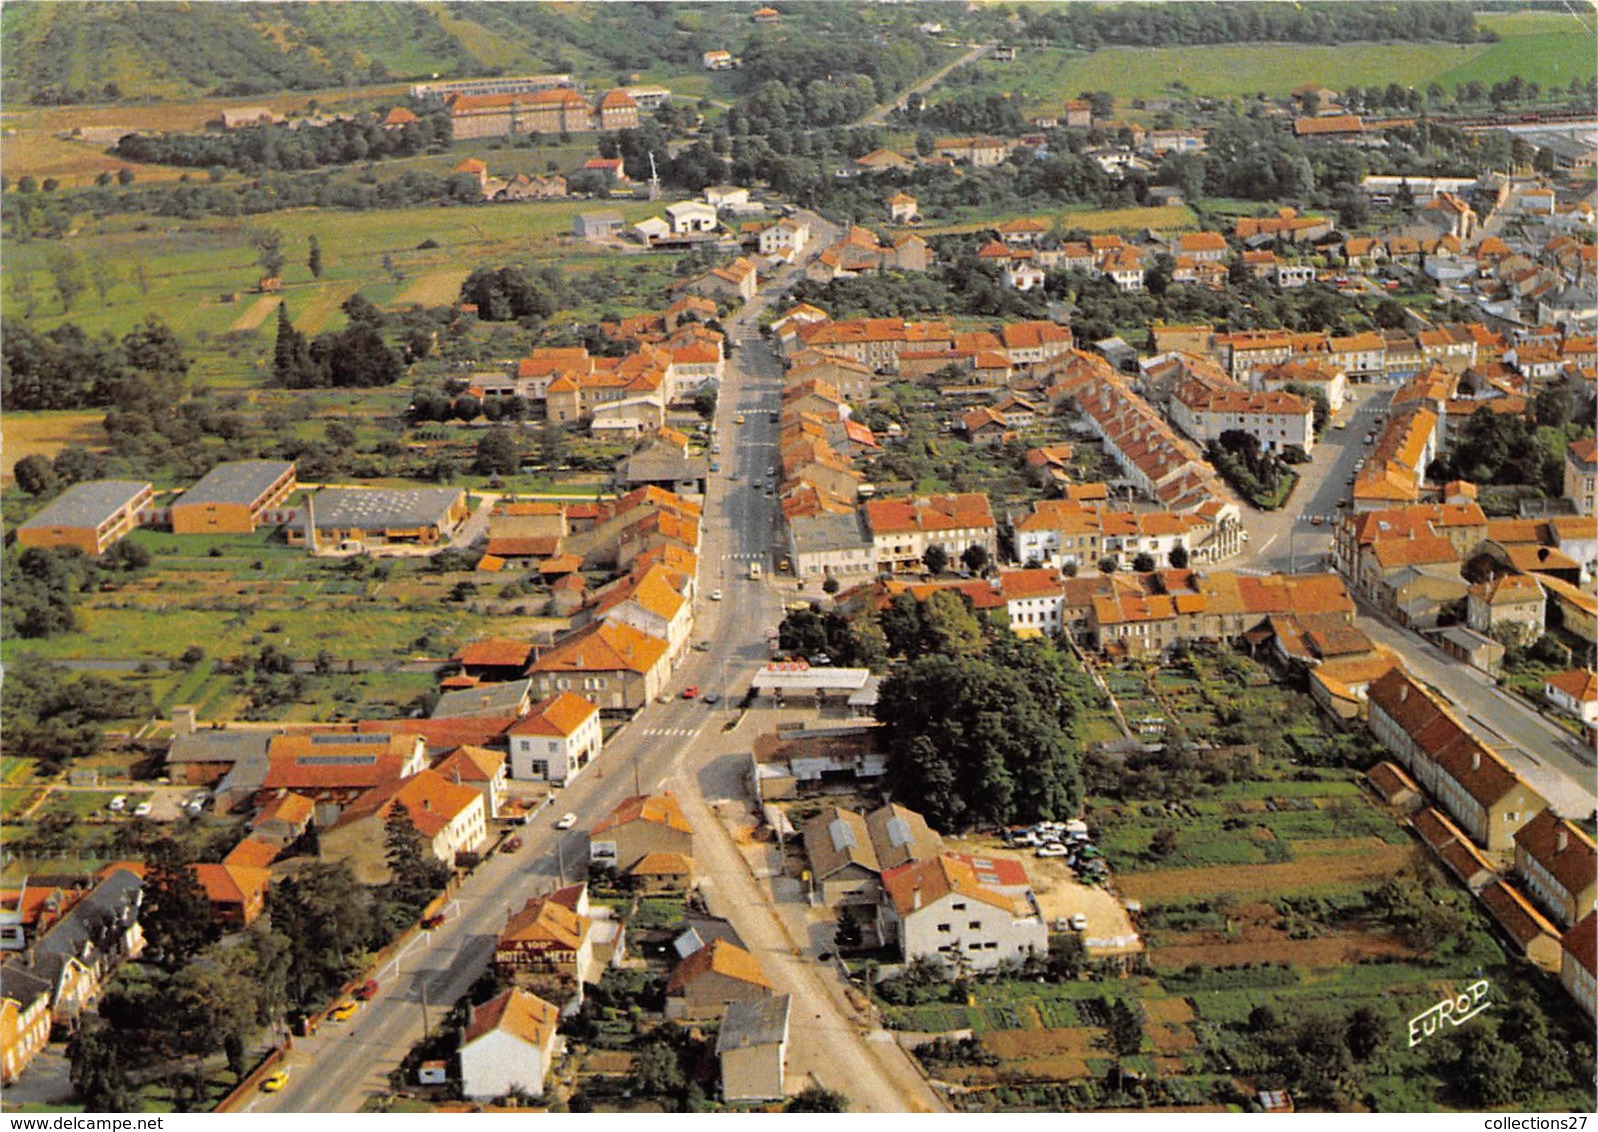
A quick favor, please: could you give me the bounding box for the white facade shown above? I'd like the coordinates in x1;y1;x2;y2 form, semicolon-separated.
460;1027;557;1101
759;219;809;257
667;200;719;234
509;701;603;785
885;889;1047;972
429;793;488;865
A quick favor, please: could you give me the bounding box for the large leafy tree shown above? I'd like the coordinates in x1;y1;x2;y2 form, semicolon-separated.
876;638;1086;827
141;852;218;971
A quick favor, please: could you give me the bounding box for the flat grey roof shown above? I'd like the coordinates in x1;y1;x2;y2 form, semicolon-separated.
618;449;708;485
751;665;872;692
174;460;295;508
19;480;150;531
789;512;869;555
309;487;464;531
432;678;532;719
716;994;790;1053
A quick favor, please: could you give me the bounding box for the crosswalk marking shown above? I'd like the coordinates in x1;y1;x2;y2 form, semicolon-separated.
639;727;700;738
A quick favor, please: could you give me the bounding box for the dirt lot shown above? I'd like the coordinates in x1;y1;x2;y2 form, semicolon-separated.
228;294;282;333
961;837;1141;955
962;1027;1099;1082
1117;843;1414;903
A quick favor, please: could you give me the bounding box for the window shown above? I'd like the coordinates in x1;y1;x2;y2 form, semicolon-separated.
984;942;998;949
547;740;559;753
951;903;966;911
967;943;982;952
936;923;951;933
530;760;549;778
968;921;981;930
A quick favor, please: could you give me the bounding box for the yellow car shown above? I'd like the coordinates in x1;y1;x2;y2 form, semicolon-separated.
329;1000;359;1022
734;414;745;424
261;1069;290;1093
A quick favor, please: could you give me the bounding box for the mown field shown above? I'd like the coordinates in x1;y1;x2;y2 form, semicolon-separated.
941;11;1595;112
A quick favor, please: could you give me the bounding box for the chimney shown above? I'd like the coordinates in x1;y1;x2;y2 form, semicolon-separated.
1399;684;1409;703
1471;749;1481;772
912;886;922;911
172;706;197;735
1557;826;1569;853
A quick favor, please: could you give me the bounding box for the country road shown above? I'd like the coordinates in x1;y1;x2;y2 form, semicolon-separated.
852;41;993;128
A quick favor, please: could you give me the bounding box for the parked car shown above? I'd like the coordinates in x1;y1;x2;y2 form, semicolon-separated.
421;914;446;929
555;812;578;830
502;836;523;853
682;686;700;699
710;590;723;601
694;640;712;651
354;980;380;1001
1069;913;1088;931
703;692;721;705
1036;845;1070;858
734;414;746;424
329;1000;359;1022
261;1070;290;1093
108;795;127;812
133;802;153;818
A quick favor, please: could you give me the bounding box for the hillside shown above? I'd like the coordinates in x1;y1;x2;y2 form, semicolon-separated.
0;2;716;106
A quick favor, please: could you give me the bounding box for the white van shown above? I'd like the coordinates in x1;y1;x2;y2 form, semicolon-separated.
108;795;127;813
748;562;762;580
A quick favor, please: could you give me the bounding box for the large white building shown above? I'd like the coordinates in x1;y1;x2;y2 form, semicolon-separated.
507;692;603;784
877;853;1047;972
1170;382;1314;454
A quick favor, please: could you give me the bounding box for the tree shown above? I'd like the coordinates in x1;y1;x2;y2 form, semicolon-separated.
1168;544;1190;569
961;543;989;575
822;575;841;595
13;453;60;497
69;1024;133;1111
307;235;323;279
1099;997;1145;1090
1456;1033;1522;1108
922;543;949;575
921;589;983;657
1345;1006;1384;1062
785;1085;847;1113
1132;552;1156;573
628;1041;684;1097
253;228;286;279
141;856;218;971
273;303;314;387
539;422;569;468
474;426;521;476
384;805;448;903
47;249;86;312
89;258;119;305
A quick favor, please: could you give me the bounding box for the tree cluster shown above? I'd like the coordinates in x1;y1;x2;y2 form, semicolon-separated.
273;299;404;388
1010;2;1489;50
2;315;188;411
0;655;153;770
876;632;1088;828
112;110;450;174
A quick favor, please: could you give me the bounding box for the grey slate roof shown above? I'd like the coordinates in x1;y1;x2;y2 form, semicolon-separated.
175;460;295;508
0;962;53;1008
308;487;464;531
18;480;150;532
618;447;709;488
24;868;143;991
673;913;746;960
716;994;791;1053
788;512;870;555
431;678;533;719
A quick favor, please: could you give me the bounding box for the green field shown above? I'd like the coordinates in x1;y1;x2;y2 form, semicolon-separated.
942;11;1595;111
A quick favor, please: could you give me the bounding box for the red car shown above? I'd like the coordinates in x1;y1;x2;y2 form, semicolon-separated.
421;914;446;930
502;836;523;853
682;685;699;699
354;980;379;1001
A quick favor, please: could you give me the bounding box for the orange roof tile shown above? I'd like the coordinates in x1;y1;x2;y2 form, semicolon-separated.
508;691;598;739
463;987;559;1049
667;938;772;993
593;793;692;836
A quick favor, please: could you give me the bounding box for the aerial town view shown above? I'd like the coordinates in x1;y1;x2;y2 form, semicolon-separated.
1;0;1595;1118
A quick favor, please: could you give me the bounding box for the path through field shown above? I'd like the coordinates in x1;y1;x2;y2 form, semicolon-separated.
394;269;471;308
228;295;282;333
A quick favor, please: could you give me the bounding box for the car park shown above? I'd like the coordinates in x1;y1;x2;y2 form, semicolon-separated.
555;812;578;830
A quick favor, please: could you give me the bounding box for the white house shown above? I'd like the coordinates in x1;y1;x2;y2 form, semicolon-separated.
704;185;750;209
599;564;693;659
1544;669;1598;727
758;218;809;258
877;853;1047;972
667;200;719;234
459;988;562;1101
1002;260;1046;291
507;692;603;784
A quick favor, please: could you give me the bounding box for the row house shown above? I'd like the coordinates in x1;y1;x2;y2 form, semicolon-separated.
1513;810;1596;929
1137;350;1234;408
795;316;952;373
1256;358;1347;413
1046;352;1234;517
1234;207;1332;244
1088;569;1354;659
906;570;1074;637
445;88;594;140
1563;913;1597;1018
786;349;874;404
801;803;943;906
1169;382;1315;454
1333;501;1489;585
1566;438;1598;517
786;511;875;581
322;769;488;883
1214;329;1328;383
863;493;997;574
527;620;671;712
1366;668;1547;852
1351;407;1439;512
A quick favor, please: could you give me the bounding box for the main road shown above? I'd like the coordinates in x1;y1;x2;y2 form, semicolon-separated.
1233;386;1595;820
257;208;943;1112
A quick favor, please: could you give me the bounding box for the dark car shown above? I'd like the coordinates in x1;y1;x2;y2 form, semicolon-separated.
354;980;380;1001
421;914;446;930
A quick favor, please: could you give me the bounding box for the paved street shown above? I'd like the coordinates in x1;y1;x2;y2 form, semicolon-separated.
1230;384;1596;820
255;209;945;1112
